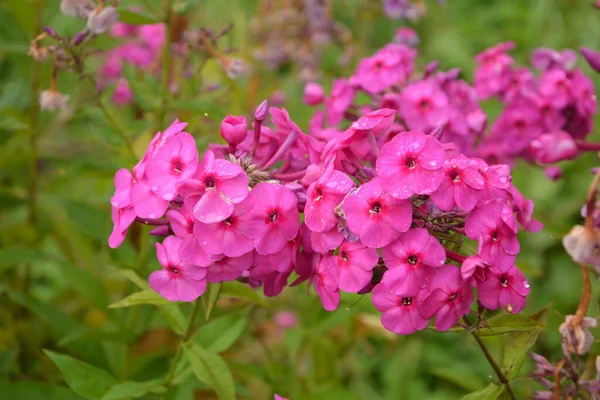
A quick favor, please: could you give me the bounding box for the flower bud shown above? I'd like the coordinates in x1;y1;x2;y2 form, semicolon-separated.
219;57;248;79
544;166;562;180
87;7;119;34
60;0;95;19
220;115;248;146
44;26;59;38
73;30;88;45
466;110;487;134
559;315;597;355
394;27;419;47
529;131;578;164
562;224;600;266
423;60;439;78
40;89;69;111
303;82;325;105
581;47;600;74
254;100;268;122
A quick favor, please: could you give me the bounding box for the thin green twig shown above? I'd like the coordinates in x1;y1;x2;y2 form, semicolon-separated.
156;0;173;129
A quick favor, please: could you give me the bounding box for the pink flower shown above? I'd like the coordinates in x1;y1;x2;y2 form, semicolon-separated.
529;131;578;164
531;48;577;71
394;27;419;47
335;240;379;292
474;42;515;99
381;228;446;294
303;82;325;105
178;150;249;224
166;208;194;238
461;255;490;286
399;80;449;131
477;261;530;314
108;206;136;248
581;47;600;74
342;178;412;248
206;251;254;282
220;115;247;146
193;197;264;257
274;395;289;400
247;183;299;255
313;254;340;311
376;130;445;199
420;265;474;331
146;132;198;201
130;179;169;219
274;311;298;329
465;199;520;265
110;168;133;209
326;79;355;125
352;44;416;94
539;69;572;109
350;108;396;135
371;281;428;335
149;236;207;302
304;162;354;232
112;78;134;105
430;155;486;211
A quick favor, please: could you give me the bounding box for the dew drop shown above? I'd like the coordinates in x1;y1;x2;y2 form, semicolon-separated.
151;185;159;192
523;281;530;289
499;177;507;183
430;161;437;167
149;213;156;218
506;304;514;313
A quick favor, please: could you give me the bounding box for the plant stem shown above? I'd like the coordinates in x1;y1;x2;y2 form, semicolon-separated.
462;316;516;400
163;297;202;392
96;99;137;160
156;0;173;130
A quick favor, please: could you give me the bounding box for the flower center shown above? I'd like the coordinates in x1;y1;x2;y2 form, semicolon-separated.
448;293;457;300
405;156;417;169
341;251;349;262
419;99;431;110
205;176;216;189
169;266;180;275
370;201;382;214
449;169;460;182
268;210;279;222
223;217;233;226
314;187;323;202
514;119;526;129
402;297;413;306
172;158;184;173
407;255;418;265
500;275;509;287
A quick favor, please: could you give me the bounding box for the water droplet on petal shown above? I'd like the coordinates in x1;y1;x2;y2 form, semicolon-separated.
430;161;437;167
499;177;507;183
523;281;530;288
506;304;514;313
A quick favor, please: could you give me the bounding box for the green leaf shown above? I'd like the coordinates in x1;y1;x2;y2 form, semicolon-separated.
194;308;249;353
101;379;165;400
476;310;548;337
201;283;222;321
183;343;236;400
108;289;172;308
501;306;550;379
0;381;85;399
460;383;505;400
221;282;267;306
159;304;187;336
44;350;117;400
0;246;47;271
60;261;109;308
112;268;148;289
116;9;160;25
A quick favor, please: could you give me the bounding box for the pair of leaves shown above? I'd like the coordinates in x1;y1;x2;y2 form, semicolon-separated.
44;350;164;400
183;343;236;400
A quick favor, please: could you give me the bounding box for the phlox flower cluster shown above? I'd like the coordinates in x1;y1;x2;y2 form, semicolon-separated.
110;95;540;334
97;21;166;105
304;34;597;180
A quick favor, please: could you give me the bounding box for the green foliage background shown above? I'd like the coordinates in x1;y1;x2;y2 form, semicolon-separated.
1;0;600;399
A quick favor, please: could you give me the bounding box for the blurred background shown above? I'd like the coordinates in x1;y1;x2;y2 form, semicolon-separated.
1;0;600;398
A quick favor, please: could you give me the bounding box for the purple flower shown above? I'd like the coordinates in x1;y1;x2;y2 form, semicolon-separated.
371;281;428;335
430;155;486;211
399;80;449;131
376;130;445;199
342;178;412;248
581;47;600;73
421;265;474;331
149;236;207;302
381;228;446;294
477;261;530;313
539;69;572;109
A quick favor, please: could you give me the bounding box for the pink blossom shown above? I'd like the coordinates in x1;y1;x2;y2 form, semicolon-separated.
352;44;416;94
531;48;577;71
178;150;249;224
342;178;412;248
247;183;299;255
381;228;446;294
313;254;340;311
350;108;396;135
461;255;490;286
477;261;530;313
474;42;515;99
303;82;325;105
274;311;298;329
149;236;207;302
529;131;578;164
430;155;486;211
376;130;445;199
325;79;355;125
394;27;419;47
220;116;248;146
206;251;254;283
420;265;474;331
166;208;194;238
335;240;379;292
130;179;169;219
108;206;136;248
399;80;449;131
539;69;572;109
304;162;354;232
371;281;428;335
112;78;134;105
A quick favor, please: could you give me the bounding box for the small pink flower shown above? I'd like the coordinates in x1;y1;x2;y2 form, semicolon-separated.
178;150;249;224
335;240;379;293
529;131;578;164
220;115;247;146
112;78;134;105
352;44;416;94
430;155;486;211
247;183;299;255
381;228;446;294
371;281;428;335
130;179;169;219
313;254;340;311
304;162;354;232
326;78;355;125
342;178;412;248
539;69;572;109
350;108;396;135
399;80;449;131
274;311;298;329
166;207;195;238
461;255;490;286
394;27;419;47
206;251;254;282
110;168;133;209
108;206;136;248
303;82;325;105
420;265;474;331
477;262;530;314
149;236;207;302
376;130;445;199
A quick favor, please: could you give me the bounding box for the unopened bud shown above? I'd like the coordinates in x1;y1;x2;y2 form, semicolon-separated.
44;26;59;38
559;315;597;355
423;60;439;78
40;89;69;111
581;47;600;74
220;115;248;146
254;100;268;122
562;224;600;265
303;82;325;105
60;0;95;19
73;30;88;45
87;7;119;34
218;57;248;79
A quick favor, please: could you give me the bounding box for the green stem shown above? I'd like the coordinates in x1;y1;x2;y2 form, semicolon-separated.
96;99;137;160
162;297;202;394
156;0;173;129
463;316;516;400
